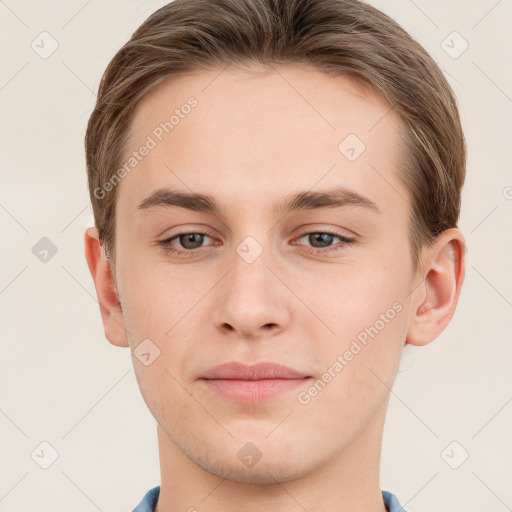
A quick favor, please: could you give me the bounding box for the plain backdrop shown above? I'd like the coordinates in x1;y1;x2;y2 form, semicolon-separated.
1;1;511;511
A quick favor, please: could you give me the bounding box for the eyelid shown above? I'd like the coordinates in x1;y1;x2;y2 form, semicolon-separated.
292;222;357;238
158;223;218;239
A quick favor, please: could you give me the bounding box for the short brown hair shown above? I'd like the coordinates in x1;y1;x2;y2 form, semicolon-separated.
85;0;466;273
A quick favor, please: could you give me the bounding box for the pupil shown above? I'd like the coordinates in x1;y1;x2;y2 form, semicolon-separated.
181;233;203;249
310;233;333;248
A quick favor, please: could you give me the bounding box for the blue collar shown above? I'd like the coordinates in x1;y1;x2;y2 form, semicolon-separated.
132;485;407;511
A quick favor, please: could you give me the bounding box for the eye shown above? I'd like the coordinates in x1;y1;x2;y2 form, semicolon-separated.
293;231;355;254
158;231;217;256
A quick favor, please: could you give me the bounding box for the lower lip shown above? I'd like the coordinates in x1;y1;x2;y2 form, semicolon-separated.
201;378;310;404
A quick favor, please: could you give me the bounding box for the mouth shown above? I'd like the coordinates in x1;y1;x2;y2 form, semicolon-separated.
199;361;312;404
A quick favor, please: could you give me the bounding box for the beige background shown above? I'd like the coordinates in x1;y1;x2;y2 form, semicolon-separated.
1;0;511;511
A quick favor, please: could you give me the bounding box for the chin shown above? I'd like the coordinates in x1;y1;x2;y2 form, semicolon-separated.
192;445;314;485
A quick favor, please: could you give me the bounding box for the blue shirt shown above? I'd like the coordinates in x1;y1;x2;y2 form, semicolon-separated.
132;485;407;511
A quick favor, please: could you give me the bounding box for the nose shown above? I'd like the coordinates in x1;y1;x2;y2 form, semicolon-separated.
211;242;292;340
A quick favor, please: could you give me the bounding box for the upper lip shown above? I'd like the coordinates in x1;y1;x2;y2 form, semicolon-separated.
201;362;309;380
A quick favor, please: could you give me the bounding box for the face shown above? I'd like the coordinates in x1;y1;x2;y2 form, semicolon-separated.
113;64;416;483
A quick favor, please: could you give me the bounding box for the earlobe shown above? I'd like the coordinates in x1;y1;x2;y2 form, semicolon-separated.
406;228;466;347
84;227;129;348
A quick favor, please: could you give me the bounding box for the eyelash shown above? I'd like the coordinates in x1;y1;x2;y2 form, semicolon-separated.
157;229;355;257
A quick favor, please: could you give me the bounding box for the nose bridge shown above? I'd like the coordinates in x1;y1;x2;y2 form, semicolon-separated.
231;236;271;294
211;232;291;338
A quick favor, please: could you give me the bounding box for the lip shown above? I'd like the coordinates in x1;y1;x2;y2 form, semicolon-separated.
201;361;309;380
200;362;311;404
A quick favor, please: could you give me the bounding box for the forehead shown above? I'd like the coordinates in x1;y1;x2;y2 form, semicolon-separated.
117;64;406;219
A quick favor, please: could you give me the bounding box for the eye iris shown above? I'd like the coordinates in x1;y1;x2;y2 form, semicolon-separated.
309;233;334;248
179;233;204;249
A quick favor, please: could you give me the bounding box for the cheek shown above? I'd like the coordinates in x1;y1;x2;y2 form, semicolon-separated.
300;282;406;433
118;266;210;401
307;264;406;334
308;269;408;389
118;262;205;339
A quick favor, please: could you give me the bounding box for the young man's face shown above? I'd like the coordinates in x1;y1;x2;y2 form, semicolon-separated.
91;65;457;484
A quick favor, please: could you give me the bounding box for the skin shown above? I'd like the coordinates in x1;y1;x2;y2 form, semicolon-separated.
85;64;465;512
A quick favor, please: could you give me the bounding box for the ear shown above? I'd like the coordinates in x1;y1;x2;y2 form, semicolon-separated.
84;227;129;348
406;228;466;346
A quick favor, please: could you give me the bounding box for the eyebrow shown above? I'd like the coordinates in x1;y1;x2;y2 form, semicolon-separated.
136;186;380;216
